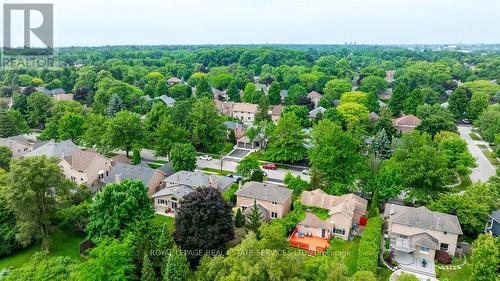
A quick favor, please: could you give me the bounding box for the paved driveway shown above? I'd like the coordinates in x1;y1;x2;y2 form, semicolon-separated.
457;125;496;183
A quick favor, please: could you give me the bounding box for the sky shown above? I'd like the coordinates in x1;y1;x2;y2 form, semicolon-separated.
2;0;500;47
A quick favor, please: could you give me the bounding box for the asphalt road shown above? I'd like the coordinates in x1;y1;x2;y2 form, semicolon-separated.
457;125;496;183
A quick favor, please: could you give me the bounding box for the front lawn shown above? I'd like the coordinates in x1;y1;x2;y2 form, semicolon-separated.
222;184;239;203
0;229;85;270
469;132;482;141
201;167;233;176
452;174;472;193
438;264;471;281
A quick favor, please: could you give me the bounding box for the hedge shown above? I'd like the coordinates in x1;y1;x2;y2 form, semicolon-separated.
356;217;383;274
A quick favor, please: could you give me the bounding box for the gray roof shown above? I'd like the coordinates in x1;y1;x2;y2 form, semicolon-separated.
103;163;162;186
279;90;288;98
490;209;500;222
154;95;176;107
164;170;233;190
151;185;194;199
234;181;293;204
25;140;78;158
157;162;174;177
309;106;326;118
242;203;269;221
411;233;439;250
223;121;237;129
385;204;463;235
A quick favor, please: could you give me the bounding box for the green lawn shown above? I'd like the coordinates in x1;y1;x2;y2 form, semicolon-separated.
478;144;499;166
439;264;471;281
469;132;482;141
222;184;239;203
201;167;233;175
377;267;393;281
151;214;175;232
453;174;472;193
328;237;360;276
148;163;162;169
0;229;85;270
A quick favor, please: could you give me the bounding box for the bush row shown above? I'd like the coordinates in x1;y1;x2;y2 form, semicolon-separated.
356;217;383;273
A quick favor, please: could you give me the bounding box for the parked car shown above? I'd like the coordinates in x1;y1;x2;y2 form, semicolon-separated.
302;169;310;175
462;119;470;124
198;155;212;161
262;163;277;170
227;174;242;183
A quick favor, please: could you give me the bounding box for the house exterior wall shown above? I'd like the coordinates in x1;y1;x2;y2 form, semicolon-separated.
330;213;353;240
147;171;166;197
59;156;112;186
297;224;332;239
9;142;33;158
236;195;291;219
390;223;459;256
233;111;255;123
154;194;182;216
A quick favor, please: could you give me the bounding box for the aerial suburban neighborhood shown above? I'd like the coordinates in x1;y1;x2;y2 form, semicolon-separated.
0;1;499;281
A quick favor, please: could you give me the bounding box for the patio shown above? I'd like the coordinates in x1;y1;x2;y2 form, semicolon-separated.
394;251;436;277
289;229;330;254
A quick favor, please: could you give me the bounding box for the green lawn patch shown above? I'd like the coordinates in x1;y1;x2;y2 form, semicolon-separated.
222;142;235;155
453;174;472;193
222;184;239;203
148;163;162;169
478;144;499;166
328;237;360;276
201;167;232;175
469;132;482;141
153;159;168;164
377;267;393;281
0;229;85;270
438;264;471;281
151;214;175;232
309;207;330;220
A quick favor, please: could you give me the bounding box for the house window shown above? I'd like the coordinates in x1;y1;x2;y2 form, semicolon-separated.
420;247;429;254
70;176;76;182
304;225;311;230
334;228;345;236
440;243;449;251
271;212;278;219
272;201;278;205
171;197;177;201
171;201;178;210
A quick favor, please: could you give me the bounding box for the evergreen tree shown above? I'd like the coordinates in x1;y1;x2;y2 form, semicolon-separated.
142;253;157;281
389;83;409;116
195;77;212;99
107;93;124;117
234;208;243;227
226;80;240;102
254;95;271;122
162;245;190;281
229;130;236;144
309;167;327;190
268;81;282;105
132;148;141;165
374;109;397;139
246;200;262;237
372;129;392;159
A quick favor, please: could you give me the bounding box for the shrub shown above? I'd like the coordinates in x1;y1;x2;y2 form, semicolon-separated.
356;217;383;274
235;208;243;227
435;250;452;264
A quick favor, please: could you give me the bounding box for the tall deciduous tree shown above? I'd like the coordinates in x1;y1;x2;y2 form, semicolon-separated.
86;180;154;242
0;110;29;137
170;143;196;172
154;116;186;158
27;92;53;127
82;113;109;153
106;110;145;157
268;81;282;105
236;154;261;182
188;98;225;153
195;77;212;99
0;145;12;171
448;87;471;119
3;156;73;251
266;112;306;163
389;83;409;116
174;187;234;264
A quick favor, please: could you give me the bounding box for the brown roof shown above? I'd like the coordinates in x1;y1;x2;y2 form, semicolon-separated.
232;102;257;113
271;105;285;116
301;189;368;217
111;154;132;167
299;212;332;229
307;91;323;101
63;150;109;171
393;115;421;126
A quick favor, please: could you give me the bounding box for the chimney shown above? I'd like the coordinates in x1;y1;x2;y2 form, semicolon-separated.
115;174;121;184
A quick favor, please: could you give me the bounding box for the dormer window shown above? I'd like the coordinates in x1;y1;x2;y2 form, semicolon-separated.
272;201;278;205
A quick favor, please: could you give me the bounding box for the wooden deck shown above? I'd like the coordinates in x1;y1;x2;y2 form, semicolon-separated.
289;229;330;254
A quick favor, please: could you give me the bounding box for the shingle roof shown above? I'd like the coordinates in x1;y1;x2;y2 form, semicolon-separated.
62;150;109;171
309;107;326;118
234;181;292;203
393;115;421;127
279;90;288;98
307;91;323;101
111;154;132;166
411;233;439;250
385;204;462;235
233;102;257;113
103;163;162;186
25;140;78;158
165;171;210;188
157;162;174;177
301;189;368;217
151;185;194;199
154;95;176;106
299;212;332;229
271;105;285;116
490;209;500;222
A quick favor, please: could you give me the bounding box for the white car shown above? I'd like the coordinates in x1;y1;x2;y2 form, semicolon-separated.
302;169;310;175
198;155;212;161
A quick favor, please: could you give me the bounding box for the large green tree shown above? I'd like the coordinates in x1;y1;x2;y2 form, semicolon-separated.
105;110;145;157
188;98;225;153
170;143;197;172
468;234;499;281
266;112;306;163
448;87;471;119
0;110;29;137
27;92;53;127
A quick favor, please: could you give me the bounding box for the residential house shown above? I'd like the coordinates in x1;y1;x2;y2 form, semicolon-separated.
279;90;288;103
223;121;245;140
154;95;176;107
308;106;326;120
0;135;45;158
271;105;285;123
296;189;368;241
167;77;183;86
232;103;258;124
24;140;78;159
215;100;234;116
485;209;500;237
0;97;13;109
393;115;421;133
236;136;256;149
53;93;74;101
384;204;463;277
234;181;293;220
256;83;268;94
385;70;395;83
58;149;112;186
103;163;166;196
213;88;227;101
152;171;234;216
111;154;132;167
307;91;323;107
